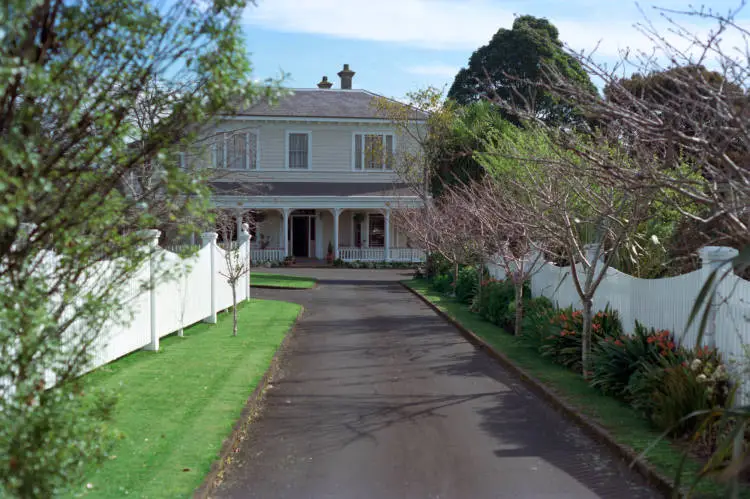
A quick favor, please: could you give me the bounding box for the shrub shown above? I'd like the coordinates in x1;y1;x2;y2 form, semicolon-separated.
455;266;479;304
424;253;451;280
476;279;515;327
540;306;621;373
519;296;556;351
430;274;454;294
627;347;730;437
590;322;678;397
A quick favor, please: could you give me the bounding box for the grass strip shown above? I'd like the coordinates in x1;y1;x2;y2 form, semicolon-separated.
251;272;316;289
69;299;301;498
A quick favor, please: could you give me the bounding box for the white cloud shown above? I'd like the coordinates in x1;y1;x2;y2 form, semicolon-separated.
405;64;460;77
245;0;513;50
245;0;746;59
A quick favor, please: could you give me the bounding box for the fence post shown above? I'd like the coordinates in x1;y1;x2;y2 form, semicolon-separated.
238;223;251;302
202;232;218;324
698;246;739;349
141;229;161;351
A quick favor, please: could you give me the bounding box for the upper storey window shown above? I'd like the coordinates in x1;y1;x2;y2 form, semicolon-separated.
353;133;394;171
211;131;258;170
286;131;311;169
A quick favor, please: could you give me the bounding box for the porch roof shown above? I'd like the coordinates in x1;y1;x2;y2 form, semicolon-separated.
210;181;417;198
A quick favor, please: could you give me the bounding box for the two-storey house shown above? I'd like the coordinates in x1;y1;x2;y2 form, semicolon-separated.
206;64;426;263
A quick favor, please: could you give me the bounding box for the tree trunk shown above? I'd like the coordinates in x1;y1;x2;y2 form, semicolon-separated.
581;298;593;378
514;280;524;336
231;285;237;337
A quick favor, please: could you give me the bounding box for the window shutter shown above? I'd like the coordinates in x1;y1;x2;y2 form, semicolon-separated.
385;135;394;169
213;132;225;168
354;134;362;170
248;133;258;169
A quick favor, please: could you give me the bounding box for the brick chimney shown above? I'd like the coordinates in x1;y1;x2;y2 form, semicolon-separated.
317;76;333;89
337;64;355;90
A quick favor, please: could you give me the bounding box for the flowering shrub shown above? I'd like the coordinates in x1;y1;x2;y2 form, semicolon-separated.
539;306;622;373
626;346;730;437
590;321;678;396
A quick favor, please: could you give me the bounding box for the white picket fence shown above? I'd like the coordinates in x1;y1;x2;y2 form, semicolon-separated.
487;246;750;401
86;231;250;374
339;247;425;262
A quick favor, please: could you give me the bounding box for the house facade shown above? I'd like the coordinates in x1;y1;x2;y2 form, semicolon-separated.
203;64;426;263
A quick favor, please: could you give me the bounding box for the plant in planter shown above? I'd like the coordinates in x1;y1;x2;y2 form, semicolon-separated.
326;241;334;263
283;255;295;266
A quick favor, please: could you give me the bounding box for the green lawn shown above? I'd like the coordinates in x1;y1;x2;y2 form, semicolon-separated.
69;299;301;498
251;272;316;289
406;279;746;499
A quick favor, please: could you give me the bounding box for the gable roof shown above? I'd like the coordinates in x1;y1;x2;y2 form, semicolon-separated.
234;89;428;121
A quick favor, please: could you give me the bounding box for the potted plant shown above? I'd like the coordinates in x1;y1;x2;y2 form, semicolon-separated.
283;255;295;267
326;241;334;264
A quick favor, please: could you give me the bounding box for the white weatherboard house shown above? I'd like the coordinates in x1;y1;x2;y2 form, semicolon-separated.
205;64;426;263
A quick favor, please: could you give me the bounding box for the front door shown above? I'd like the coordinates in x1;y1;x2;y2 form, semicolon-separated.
292;217;308;257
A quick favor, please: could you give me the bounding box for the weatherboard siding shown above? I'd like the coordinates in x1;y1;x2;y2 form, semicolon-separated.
206;120;417;183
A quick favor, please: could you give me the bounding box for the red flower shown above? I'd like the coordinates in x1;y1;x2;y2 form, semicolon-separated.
615;339;624;346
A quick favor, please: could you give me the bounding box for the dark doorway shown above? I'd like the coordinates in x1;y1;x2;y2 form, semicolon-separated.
292;217;309;257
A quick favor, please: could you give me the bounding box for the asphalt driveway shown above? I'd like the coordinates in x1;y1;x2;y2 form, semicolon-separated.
214;268;659;499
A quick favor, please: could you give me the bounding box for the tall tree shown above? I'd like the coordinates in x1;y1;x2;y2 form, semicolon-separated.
448;15;596;125
0;0;278;496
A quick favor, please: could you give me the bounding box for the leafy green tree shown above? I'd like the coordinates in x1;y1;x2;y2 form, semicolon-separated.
0;0;278;496
448;15;596;125
430;100;507;196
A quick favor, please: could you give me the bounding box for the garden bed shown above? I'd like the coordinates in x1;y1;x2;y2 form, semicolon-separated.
406;278;747;498
67;299;301;498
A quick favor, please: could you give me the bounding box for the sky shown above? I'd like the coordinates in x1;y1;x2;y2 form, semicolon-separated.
242;0;748;100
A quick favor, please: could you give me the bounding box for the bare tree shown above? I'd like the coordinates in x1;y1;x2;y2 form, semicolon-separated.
452;177;545;335
476;124;655;374
214;211;252;337
394;192;480;291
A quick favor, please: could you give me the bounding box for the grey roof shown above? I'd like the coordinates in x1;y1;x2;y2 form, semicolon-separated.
234;89;429;121
211;181;417;198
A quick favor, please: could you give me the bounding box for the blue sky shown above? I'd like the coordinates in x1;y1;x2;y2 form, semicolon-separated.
242;0;748;100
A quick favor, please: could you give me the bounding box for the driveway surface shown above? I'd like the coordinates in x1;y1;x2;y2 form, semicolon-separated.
215;269;660;499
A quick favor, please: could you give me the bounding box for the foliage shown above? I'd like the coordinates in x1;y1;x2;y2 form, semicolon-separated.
590;322;678;396
0;0;280;495
540;307;621;373
627;346;729;438
430;274;454;294
474;279;531;329
448;15;596;125
455;266;479;304
518;296;556;351
424;252;452;280
430;101;509;197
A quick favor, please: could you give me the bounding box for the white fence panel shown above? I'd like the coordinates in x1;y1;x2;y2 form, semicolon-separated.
180;246;212;327
390;248;426;262
214;245;235;311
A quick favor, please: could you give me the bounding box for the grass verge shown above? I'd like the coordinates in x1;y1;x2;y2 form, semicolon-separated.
251;272;316;289
406;279;746;499
68;299;301;498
